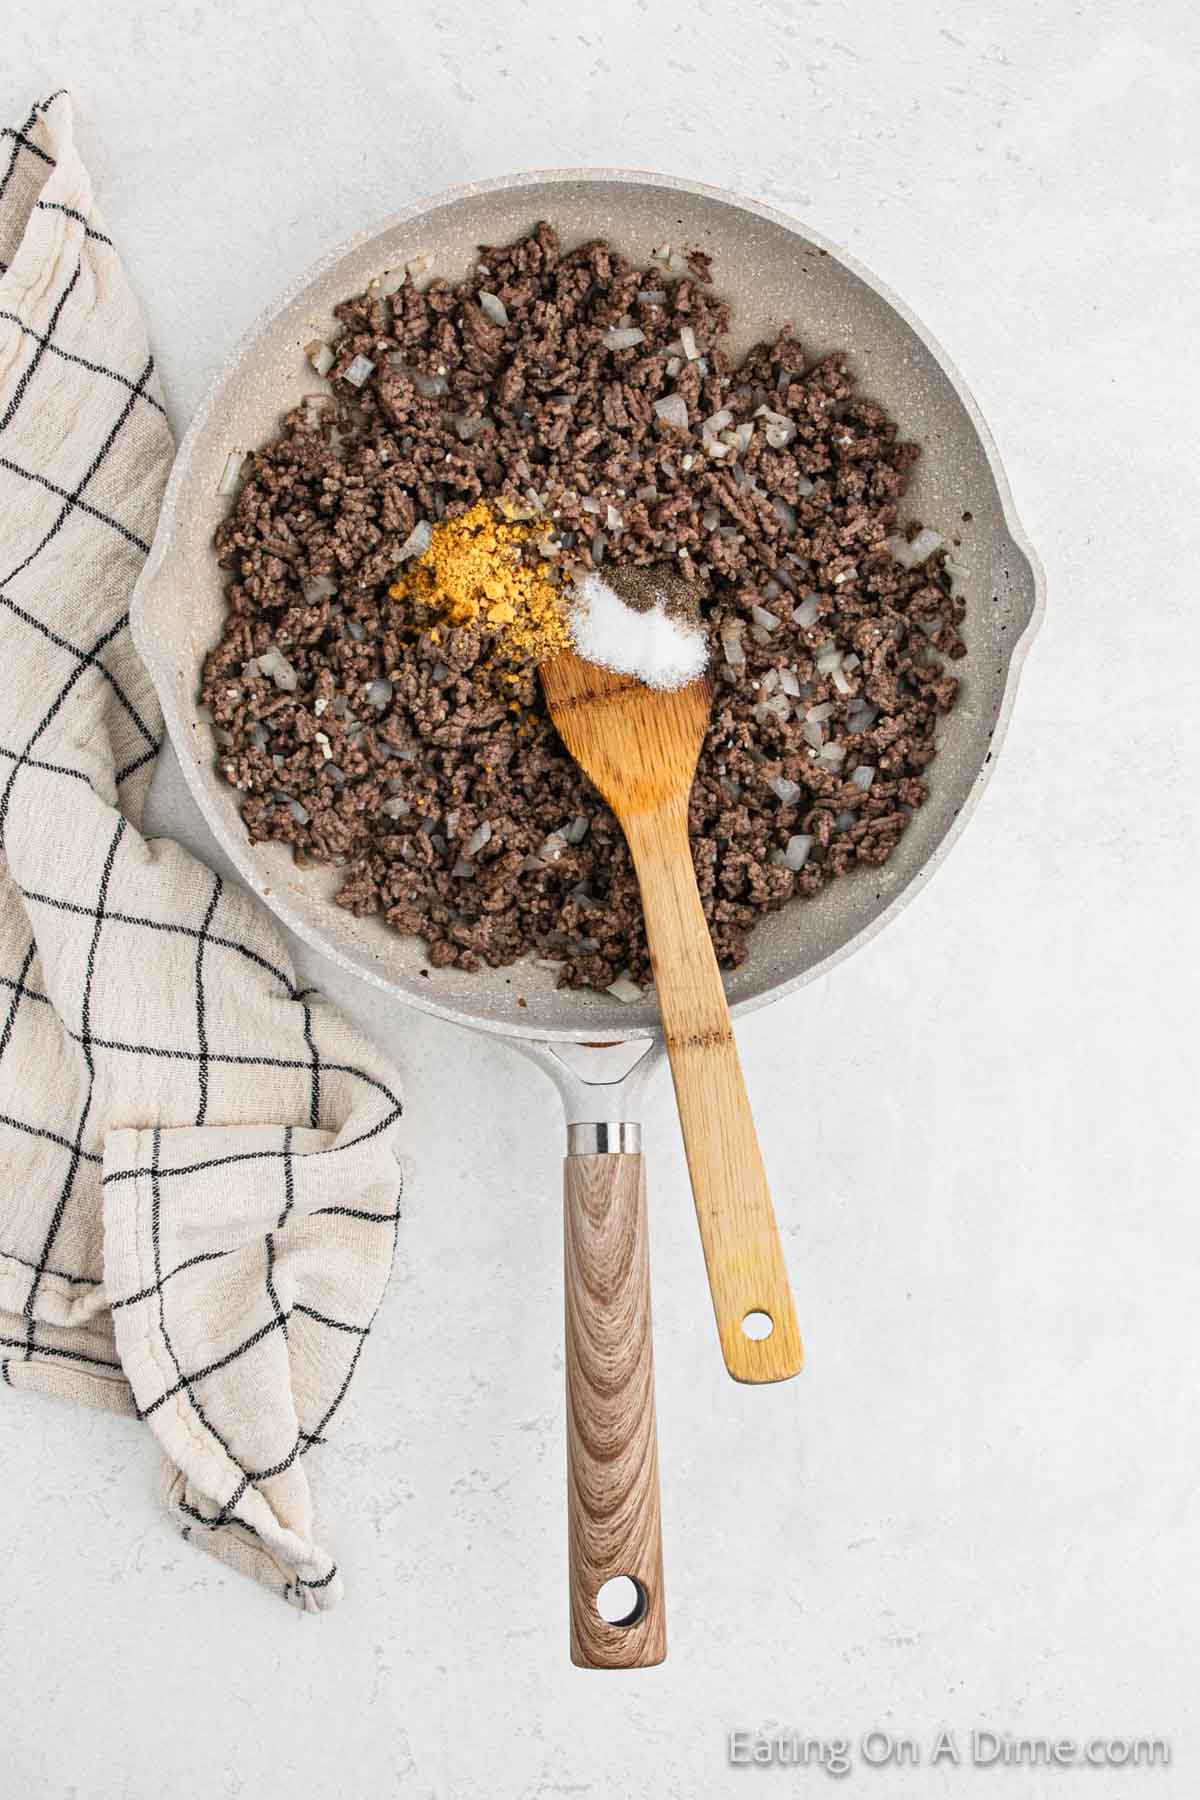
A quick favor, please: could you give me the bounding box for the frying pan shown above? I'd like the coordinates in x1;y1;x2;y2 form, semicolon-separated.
131;170;1044;1667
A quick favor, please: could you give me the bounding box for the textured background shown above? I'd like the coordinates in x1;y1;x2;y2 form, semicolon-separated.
2;2;1197;1795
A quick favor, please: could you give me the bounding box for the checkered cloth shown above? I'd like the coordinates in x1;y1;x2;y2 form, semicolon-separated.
0;92;404;1612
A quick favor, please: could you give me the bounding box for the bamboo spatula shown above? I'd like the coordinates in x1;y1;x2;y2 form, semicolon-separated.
541;646;803;1386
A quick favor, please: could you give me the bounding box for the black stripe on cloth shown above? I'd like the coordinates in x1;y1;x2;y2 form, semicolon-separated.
0;970;49;1006
0;1332;119;1371
193;872;222;1125
108;1246;233;1311
0;1111;103;1165
137;1309;291;1421
293;1301;370;1337
139;1125;262;1521
17;886;299;996
0;103;53;211
0;453;151;552
34;200;112;245
302;998;321;1128
0;937;37;1073
22;815;125;1355
0;258;82;435
101;1102;403;1187
0;1246;98;1287
296;1565;338;1591
0;311;168;416
0;595;158;758
0;612;131;840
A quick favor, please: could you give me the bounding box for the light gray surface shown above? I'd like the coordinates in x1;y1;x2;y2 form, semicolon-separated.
2;4;1198;1799
132;167;1040;1037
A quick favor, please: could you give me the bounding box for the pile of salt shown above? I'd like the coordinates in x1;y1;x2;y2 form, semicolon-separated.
568;570;708;692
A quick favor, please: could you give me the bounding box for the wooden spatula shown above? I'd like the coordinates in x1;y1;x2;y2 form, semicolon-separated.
541;646;803;1386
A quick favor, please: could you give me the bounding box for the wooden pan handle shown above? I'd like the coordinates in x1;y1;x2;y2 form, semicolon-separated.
564;1151;666;1668
625;805;803;1385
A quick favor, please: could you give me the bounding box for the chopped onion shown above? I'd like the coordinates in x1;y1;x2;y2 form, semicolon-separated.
564;815;590;845
345;617;366;643
847;702;879;732
753;404;797;448
477;290;509;326
760;668;780;695
701;507;721;531
288;799;311;826
753;694;792;725
885;526;943;570
771;496;797;532
702;407;733;439
365;679;393;710
794;473;816;497
637;288;666;304
792;594;821;629
580;496;602;515
539;832;568;863
816;648;842;675
390;360;449;399
453;412;489;441
383;796;410;819
305;340;335;378
720;622;746;669
819;742;847;766
852;765;876;790
601;326;646;351
607;973;645;1004
653;393;689;431
807;701;835;721
680;324;699;361
750;604;781;633
769;776;802;805
343;354;375;387
833;565;858;586
779;667;802;697
590;531;607;564
257;647;298;692
665;355;683;378
395;519;433;563
606;503;624;531
784;833;813;871
803;719;825;749
302;573;337;603
451;858;476;878
464;821;492;857
217;450;244;496
831;666;852;695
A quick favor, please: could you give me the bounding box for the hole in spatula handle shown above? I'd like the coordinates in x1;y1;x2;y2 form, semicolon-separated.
596;1576;648;1628
742;1310;775;1340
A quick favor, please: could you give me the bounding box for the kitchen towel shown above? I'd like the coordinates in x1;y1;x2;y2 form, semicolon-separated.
0;90;404;1612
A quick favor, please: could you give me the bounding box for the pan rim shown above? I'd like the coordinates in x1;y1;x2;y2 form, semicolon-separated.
132;165;1046;1044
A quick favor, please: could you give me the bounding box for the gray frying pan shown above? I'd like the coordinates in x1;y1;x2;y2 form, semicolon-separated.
131;170;1044;1667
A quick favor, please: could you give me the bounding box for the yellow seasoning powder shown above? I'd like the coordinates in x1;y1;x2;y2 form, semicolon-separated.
388;499;570;663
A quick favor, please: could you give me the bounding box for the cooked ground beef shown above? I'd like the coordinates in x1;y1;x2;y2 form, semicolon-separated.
202;224;965;992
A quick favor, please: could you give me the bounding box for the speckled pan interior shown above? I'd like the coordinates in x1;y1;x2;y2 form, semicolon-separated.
131;170;1044;1042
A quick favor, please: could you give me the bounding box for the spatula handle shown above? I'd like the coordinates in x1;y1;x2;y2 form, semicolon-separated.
625;805;803;1384
564;1150;667;1668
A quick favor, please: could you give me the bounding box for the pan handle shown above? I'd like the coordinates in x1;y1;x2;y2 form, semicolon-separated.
563;1128;666;1668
